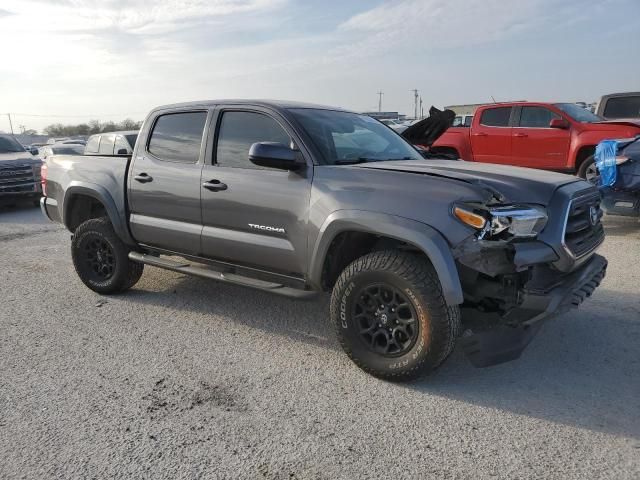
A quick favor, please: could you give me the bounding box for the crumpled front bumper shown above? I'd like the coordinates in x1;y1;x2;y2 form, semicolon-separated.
461;253;607;367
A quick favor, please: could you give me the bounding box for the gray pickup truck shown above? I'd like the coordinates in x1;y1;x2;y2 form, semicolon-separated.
1;133;42;205
41;100;607;380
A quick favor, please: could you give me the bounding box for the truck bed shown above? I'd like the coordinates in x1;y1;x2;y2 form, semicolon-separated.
42;154;131;232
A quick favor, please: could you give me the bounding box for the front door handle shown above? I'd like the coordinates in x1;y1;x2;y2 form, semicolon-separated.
134;173;153;183
513;133;528;138
202;179;228;192
472;132;488;137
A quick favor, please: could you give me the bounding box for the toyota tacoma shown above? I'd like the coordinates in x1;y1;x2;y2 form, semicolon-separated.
40;100;607;380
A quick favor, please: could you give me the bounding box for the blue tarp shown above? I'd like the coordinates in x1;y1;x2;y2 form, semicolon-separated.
594;140;618;187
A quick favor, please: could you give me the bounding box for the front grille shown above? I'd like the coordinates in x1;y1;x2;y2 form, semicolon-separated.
0;163;38;194
563;189;605;257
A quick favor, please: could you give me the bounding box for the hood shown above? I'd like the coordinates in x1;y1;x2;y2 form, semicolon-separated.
590;120;640;130
357;159;581;204
0;152;41;164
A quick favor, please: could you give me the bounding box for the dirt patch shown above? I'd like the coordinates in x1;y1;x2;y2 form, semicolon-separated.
143;377;246;418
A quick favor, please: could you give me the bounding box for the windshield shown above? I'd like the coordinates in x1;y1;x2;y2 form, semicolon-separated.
289;109;422;165
0;135;27;153
554;103;603;123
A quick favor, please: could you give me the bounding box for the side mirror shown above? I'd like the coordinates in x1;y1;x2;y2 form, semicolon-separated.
549;118;569;129
249;142;302;170
30;147;39;155
116;148;128;155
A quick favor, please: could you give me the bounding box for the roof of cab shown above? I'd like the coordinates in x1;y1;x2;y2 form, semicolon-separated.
150;99;351;114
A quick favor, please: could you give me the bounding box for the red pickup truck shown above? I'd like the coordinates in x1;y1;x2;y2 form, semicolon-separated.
431;102;640;178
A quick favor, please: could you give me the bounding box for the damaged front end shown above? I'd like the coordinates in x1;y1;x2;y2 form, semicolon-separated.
450;195;607;367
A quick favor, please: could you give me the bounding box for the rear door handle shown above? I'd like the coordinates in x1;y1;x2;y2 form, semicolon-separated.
472;132;488;137
513;133;528;138
134;173;153;183
202;179;228;192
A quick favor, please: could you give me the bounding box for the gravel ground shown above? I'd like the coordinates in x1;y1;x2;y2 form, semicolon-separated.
1;205;639;479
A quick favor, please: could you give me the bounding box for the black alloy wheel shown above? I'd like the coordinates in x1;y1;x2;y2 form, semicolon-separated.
353;284;419;357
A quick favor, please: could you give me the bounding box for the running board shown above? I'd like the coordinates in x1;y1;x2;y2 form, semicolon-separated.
128;252;316;299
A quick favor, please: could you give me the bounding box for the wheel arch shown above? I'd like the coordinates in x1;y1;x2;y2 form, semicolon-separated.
63;182;135;245
308;210;464;305
575;145;596;172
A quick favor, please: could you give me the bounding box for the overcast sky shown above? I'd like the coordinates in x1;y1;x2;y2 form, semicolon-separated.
0;0;638;133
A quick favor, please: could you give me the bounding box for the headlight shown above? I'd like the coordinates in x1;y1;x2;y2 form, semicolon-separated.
454;204;548;239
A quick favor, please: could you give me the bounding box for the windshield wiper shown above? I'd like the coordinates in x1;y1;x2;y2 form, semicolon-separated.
334;156;414;165
334;157;377;165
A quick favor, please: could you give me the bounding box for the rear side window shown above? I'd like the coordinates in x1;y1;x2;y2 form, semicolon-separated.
603;96;640;119
480;107;511;127
215;111;290;169
518;106;560;128
114;135;131;154
99;134;115;154
85;135;100;154
148;111;207;163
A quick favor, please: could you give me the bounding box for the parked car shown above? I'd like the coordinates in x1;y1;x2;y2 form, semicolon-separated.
596;92;640;120
380;119;408;134
60;139;87;146
452;114;473;127
41;100;607;380
0;133;42;206
39;143;85;160
431;101;640;177
597;136;640;218
84;131;138;155
46;137;71;145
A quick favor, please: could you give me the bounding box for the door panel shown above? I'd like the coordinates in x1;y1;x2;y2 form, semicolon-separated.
129;155;203;254
200;167;311;274
471;106;512;164
512;106;570;169
200;109;312;276
128;110;208;254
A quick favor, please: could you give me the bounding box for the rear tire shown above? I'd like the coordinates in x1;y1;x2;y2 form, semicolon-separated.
71;217;143;294
330;250;460;381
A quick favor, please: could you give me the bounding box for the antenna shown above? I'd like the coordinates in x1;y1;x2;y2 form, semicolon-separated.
6;113;14;134
490;96;497;103
411;89;419;119
377;91;384;113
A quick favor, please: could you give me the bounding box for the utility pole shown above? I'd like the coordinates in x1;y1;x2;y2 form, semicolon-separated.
419;96;423;119
377;91;384;113
411;89;419;119
19;125;26;134
6;113;14;134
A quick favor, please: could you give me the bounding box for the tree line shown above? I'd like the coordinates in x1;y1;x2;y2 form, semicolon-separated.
43;118;143;137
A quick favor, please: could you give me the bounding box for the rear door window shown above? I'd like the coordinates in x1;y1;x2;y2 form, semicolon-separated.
480;107;512;127
148;111;207;163
85;135;100;154
98;134;115;154
603;96;640;119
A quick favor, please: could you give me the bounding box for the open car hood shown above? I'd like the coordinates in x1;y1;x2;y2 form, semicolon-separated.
357;159;581;204
401;106;456;146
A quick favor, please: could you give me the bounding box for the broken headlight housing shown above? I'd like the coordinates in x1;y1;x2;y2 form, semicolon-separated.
454;204;548;239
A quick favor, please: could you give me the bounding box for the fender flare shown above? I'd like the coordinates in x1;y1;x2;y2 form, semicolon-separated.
62;182;135;245
308;210;464;305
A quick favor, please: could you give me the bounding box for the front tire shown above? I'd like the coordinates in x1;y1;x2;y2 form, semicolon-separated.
330;250;460;381
71;217;143;294
577;155;598;182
